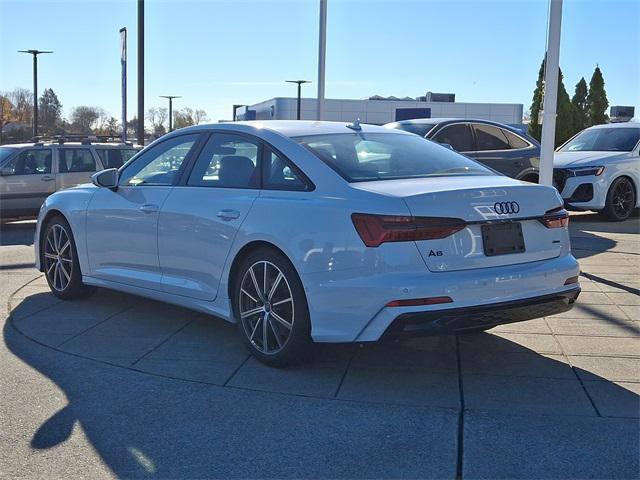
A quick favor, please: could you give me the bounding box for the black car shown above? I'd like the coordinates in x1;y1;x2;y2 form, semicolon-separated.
385;118;541;182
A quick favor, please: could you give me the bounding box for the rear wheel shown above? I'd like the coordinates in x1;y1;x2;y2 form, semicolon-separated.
232;248;312;367
42;215;95;299
602;176;636;221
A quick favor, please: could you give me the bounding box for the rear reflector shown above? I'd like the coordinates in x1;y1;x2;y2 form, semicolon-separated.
539;207;569;228
386;296;453;307
564;276;579;285
351;213;467;247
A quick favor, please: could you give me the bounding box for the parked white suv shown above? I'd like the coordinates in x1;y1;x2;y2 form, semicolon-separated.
0;137;140;221
554;122;639;221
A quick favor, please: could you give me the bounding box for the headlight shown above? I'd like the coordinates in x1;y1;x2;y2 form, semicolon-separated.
567;166;605;177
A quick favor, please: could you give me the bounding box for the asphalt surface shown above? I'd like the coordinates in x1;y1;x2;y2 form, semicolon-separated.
0;212;638;479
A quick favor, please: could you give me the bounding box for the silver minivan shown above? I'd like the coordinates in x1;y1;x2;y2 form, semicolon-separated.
0;138;139;220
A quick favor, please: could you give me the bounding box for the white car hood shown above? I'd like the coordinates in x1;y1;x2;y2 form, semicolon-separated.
554;151;629;167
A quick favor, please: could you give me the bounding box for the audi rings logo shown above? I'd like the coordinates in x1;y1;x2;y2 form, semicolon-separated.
494;201;520;215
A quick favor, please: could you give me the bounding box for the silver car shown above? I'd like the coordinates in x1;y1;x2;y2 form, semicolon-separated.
0;138;139;221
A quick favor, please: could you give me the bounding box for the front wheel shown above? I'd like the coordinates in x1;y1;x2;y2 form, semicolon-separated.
232;248;312;367
42;215;95;299
602;177;636;221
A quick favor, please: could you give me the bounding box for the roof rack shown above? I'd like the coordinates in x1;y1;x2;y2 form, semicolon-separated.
29;134;133;146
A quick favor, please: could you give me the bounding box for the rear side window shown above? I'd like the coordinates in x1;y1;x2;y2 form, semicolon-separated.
431;124;474;152
1;149;52;175
96;148;138;168
297;132;491;182
473;124;511;151
59;149;96;173
188;133;259;188
503;130;530;149
263;148;310;191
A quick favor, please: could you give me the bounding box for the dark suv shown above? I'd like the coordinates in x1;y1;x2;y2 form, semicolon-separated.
385;118;541;182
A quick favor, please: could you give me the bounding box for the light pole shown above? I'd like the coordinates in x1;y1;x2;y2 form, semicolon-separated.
160;95;181;131
539;0;563;186
317;0;327;120
286;80;311;120
137;0;144;146
18;49;52;138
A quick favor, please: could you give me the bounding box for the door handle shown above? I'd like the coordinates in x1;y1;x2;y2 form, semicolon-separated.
139;203;159;213
41;175;54;182
216;209;240;220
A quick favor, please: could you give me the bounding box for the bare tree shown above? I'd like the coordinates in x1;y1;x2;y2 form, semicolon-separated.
146;106;168;135
70;106;102;133
194;109;209;125
7;88;33;125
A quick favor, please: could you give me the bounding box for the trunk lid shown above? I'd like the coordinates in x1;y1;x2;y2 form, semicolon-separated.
352;176;567;272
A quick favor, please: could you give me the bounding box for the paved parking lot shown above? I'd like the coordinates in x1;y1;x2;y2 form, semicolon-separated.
1;212;638;479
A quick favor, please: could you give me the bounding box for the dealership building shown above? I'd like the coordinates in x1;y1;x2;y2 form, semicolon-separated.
234;92;524;126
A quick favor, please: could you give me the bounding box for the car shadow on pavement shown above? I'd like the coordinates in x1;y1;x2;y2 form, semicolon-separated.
0;220;36;247
4;288;639;478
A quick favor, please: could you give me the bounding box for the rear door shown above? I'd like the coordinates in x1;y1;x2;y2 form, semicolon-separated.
158;132;261;300
0;148;55;217
467;123;521;177
56;147;100;190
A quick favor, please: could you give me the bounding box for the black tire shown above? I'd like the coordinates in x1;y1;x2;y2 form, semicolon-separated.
602;176;636;221
41;215;95;300
232;247;312;367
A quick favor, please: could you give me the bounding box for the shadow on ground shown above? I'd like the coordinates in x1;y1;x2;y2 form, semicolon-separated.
0;220;36;247
4;286;639;478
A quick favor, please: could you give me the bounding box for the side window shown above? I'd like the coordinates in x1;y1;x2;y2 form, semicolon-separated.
59;149;96;173
503;130;530;149
2;149;52;175
263;148;309;191
96;148;138;169
474;124;512;151
432;124;474;152
188;133;259;188
119;134;199;186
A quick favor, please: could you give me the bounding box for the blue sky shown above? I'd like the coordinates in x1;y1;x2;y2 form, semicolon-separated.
1;0;638;123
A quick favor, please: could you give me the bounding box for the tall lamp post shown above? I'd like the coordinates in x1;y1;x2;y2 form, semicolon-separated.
137;0;144;146
316;0;327;120
160;95;181;131
285;80;311;120
18;49;53;138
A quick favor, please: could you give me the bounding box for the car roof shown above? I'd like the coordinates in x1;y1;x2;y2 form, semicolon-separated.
173;120;413;138
0;142;138;148
586;122;640;130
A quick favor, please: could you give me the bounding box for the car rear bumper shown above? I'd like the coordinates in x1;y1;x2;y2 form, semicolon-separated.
382;287;580;338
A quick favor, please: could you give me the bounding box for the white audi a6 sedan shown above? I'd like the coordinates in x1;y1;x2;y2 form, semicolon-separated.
554;122;640;221
35;121;580;365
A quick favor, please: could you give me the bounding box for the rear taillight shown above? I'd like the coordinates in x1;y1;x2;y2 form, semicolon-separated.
351;213;467;247
539;207;569;229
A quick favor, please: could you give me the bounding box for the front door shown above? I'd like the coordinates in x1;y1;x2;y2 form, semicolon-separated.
158;132;261;300
0;148;55;217
85;134;201;290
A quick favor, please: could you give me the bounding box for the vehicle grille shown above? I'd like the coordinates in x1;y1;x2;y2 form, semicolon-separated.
553;168;571;194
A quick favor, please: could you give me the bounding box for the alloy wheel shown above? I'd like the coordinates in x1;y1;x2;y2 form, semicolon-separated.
612;178;634;218
239;261;294;355
44;224;73;292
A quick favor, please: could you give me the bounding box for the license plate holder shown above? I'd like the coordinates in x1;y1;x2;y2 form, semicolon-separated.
482;222;525;257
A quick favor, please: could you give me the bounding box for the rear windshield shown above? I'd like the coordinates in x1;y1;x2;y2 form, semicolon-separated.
296;132;492;182
560;127;640;152
386;122;436;137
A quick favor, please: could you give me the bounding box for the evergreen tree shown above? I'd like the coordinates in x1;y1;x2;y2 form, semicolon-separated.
38;88;62;131
571;78;589;132
587;65;609;125
555;69;575;147
528;59;575;146
528;59;545;141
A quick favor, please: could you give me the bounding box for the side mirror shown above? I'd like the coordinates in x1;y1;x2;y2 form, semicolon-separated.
91;168;119;189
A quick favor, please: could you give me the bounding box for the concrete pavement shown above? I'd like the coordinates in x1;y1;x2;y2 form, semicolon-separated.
0;212;638;479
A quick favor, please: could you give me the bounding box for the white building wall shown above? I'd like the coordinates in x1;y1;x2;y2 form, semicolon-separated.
241;98;523;125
